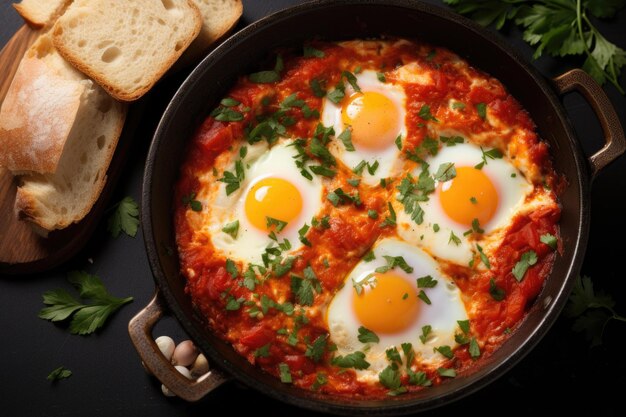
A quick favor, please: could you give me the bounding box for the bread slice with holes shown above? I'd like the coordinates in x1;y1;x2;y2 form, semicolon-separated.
51;0;202;101
13;0;72;28
179;0;242;64
0;34;127;234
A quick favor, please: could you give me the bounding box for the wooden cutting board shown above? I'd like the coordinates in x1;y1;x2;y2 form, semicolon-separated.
0;25;139;274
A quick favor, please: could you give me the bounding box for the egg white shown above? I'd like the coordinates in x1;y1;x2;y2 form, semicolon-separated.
202;140;324;265
321;70;407;185
326;238;468;382
396;143;532;265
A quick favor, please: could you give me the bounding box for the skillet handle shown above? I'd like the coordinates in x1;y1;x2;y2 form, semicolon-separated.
128;291;229;401
553;69;626;178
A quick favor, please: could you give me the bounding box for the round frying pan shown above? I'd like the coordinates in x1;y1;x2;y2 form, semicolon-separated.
129;0;625;414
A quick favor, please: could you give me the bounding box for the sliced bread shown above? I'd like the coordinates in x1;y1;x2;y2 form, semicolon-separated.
15;77;127;233
180;0;242;63
0;34;86;174
13;0;72;28
52;0;202;101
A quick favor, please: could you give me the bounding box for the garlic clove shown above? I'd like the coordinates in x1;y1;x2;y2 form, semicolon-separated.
171;340;198;367
155;336;175;361
190;353;209;378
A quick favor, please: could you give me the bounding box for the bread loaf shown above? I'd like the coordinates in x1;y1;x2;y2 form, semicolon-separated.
0;34;127;234
52;0;202;101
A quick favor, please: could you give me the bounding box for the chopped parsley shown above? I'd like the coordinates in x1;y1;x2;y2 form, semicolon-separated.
363;251;376;262
418;290;431;305
449;231;461;246
540;233;558;250
379;202;397;227
434;162;457;182
305;335;328;362
451;101;466;110
376;72;386;82
225;259;239;278
290;266;322;306
395;134;403;150
181;192;202;212
368;210;379;219
440;135;464;146
303;45;325;58
437;367;456;378
512;250;538;282
469;338;481;359
375;256;414;274
278;363;292;383
221;221;239;239
219;159;245;195
266;216;288;233
457;320;470;334
475;146;503;169
310;78;326;97
489;278;506;301
476;244;491;269
419;325;432;344
358;326;380;343
352;273;376;296
379;365;406;395
249;55;283;83
434;345;454;359
331;351;370;369
476;102;487;120
298;223;311;247
337;127;355;151
386;347;402;365
418;104;439;122
417;275;438;288
47;366;72;382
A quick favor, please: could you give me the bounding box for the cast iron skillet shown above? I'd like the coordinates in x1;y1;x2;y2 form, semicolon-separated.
129;0;625;414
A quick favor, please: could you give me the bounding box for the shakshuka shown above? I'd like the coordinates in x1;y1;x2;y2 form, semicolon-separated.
174;39;561;397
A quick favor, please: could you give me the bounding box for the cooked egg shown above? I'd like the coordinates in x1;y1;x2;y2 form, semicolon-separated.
396;142;532;265
321;70;406;185
326;238;468;382
205;140;324;265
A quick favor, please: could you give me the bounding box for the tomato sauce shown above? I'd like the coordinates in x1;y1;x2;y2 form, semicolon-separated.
174;39;561;397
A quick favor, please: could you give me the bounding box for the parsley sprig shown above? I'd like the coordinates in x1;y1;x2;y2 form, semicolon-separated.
107;196;140;238
566;275;626;347
444;0;626;94
39;271;133;335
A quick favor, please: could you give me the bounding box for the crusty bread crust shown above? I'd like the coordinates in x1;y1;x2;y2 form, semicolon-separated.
0;35;85;174
13;0;72;29
15;87;127;231
51;0;203;101
178;0;242;67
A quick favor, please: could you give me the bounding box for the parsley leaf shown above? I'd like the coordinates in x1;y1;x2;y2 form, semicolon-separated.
469;337;481;359
380;202;397;227
417;275;438;288
434;162;457;182
249;55;283;83
540;233;558;249
303;46;325;58
476;102;487;120
375;256;414;274
476;244;491;269
565;275;626;347
377;72;387;82
331;351;370;369
437;367;456;378
222;220;239;239
418;290;431;305
379;365;405;394
444;0;626;94
449;231;461;246
474;146;503;170
305;335;328;362
278;363;292;383
108;196;140;238
337;127;355;151
457;320;470;334
47;366;72;382
310;78;326;97
342;71;361;92
39;271;133;335
358;326;380;343
489;278;505;301
418;104;439;122
312;372;328;390
434;345;454;359
420;325;432;344
290;266;322;306
512;250;538;281
408;370;432;386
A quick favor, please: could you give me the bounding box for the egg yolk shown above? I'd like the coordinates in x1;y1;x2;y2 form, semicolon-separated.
439;166;498;227
245;177;303;232
341;91;400;150
353;272;419;334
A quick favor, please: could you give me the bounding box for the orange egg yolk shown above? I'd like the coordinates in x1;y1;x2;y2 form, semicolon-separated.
353;272;419;334
341;91;400;150
244;177;303;232
439;166;499;227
